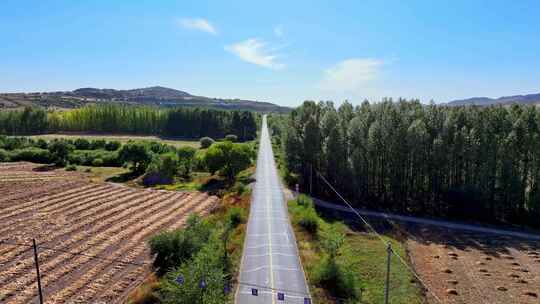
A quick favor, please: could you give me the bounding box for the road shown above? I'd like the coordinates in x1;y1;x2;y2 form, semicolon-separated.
236;115;311;304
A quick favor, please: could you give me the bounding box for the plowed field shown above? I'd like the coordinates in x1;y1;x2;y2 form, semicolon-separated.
0;162;218;303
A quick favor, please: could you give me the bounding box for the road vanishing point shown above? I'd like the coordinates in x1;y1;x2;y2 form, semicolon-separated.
236;115;311;304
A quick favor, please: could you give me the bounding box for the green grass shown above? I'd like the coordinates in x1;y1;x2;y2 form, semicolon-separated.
29;134;200;148
288;198;424;304
74;165;131;183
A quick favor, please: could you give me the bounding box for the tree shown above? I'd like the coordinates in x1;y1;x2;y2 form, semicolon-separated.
204;142;253;182
48;140;74;166
177;146;197;177
118;142;152;174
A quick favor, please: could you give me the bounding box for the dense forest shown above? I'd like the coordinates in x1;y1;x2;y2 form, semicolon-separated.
275;100;540;227
0;105;258;140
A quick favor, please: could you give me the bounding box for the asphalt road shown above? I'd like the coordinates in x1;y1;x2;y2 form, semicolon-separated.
236;115;311;304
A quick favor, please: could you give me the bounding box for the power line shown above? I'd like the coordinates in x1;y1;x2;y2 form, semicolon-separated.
313;168;444;304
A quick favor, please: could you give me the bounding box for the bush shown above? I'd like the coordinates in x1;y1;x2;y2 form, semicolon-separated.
298;208;319;234
313;255;358;299
224;134;238;142
177;146;196;177
35;138;48;149
68;149;120;167
199;137;214;149
204;142;253;181
297;194;314;208
118;142;152;173
143;153;178;186
148;214;212;274
89;139;106;150
65;164;77;171
105;140;121;151
92;158;104;167
74;138;91;150
0;149;9;162
48;139;74;166
10;148;53;163
227;207;244;228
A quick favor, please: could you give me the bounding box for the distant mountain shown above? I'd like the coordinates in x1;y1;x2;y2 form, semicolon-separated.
0;86;290;113
448;93;540;106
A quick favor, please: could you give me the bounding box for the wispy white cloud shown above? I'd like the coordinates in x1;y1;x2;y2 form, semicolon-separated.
273;25;284;37
225;38;285;70
319;58;384;92
177;18;217;35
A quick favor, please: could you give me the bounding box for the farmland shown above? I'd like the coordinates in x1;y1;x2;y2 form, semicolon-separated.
407;226;540;304
0;162;218;303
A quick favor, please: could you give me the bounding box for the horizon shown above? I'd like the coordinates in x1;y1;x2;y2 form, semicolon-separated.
2;0;540;107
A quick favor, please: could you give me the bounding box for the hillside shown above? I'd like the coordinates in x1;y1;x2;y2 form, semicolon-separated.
0;86;290;113
448;92;540;106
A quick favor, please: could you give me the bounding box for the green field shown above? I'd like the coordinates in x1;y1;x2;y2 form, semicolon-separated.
29;133;200;148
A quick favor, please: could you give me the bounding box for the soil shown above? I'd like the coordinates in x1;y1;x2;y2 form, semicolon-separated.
406;225;540;304
0;162;219;304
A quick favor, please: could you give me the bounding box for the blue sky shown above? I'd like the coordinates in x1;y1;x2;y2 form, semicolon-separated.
1;0;540;107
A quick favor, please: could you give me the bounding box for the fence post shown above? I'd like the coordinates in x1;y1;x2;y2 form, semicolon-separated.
384;243;391;304
32;239;44;304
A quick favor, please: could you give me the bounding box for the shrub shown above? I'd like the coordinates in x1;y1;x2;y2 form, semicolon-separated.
10;148;53;163
204;142;253;181
35;138;48;149
298;208;319;234
313;255;358;299
199;137;214;149
92;158;104;167
297;194;314;208
148;214;212;274
89;139;106;150
177;146;196;177
65;164;77;171
0;149;9;162
224;134;238;142
68;149;120;167
227;207;244;228
118;142;152;173
48;140;74;166
105;140;121;151
74;138;91;150
143;153;178;186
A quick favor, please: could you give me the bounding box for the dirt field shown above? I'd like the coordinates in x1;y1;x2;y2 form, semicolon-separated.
406;226;540;304
0;162;218;303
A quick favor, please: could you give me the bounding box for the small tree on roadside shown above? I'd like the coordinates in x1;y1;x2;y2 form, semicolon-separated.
204;142;253;182
118;142;152;174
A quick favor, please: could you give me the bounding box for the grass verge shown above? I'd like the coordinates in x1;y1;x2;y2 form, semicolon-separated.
288;195;424;304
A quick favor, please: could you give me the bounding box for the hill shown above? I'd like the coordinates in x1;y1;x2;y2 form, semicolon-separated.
448;92;540;106
0;86;290;113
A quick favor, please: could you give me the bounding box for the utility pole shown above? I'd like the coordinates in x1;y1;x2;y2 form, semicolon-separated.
384;243;392;304
33;239;44;304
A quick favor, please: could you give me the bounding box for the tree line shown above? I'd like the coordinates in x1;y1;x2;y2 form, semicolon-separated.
276;100;540;227
0;105;258;141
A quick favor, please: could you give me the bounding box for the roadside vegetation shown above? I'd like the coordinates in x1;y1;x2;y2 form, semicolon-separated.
288;195;424;304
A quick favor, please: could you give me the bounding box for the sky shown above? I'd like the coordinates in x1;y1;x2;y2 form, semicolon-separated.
1;0;540;107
